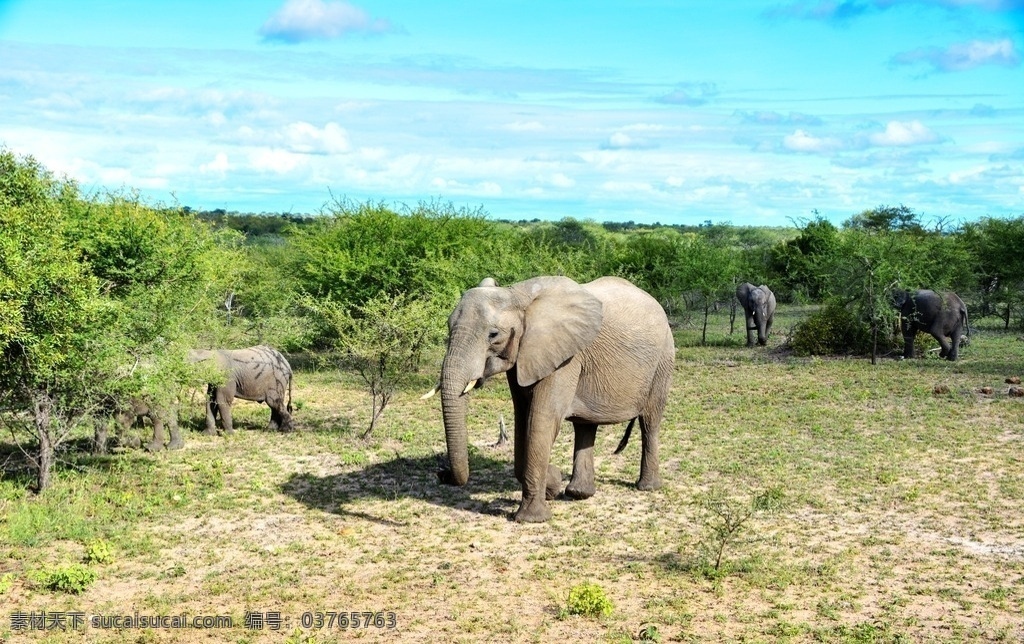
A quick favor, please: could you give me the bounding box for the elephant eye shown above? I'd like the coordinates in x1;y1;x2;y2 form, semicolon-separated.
488;329;501;342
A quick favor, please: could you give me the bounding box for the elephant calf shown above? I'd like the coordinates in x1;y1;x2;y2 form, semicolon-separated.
94;396;182;454
736;282;777;347
189;345;294;434
893;289;969;361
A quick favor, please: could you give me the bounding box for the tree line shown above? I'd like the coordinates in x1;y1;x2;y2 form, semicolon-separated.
2;148;1024;490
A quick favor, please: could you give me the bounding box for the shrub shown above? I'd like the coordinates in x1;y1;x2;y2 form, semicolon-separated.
84;539;114;564
36;564;97;594
563;582;613;618
791;302;875;356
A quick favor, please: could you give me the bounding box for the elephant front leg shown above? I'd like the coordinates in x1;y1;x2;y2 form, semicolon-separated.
564;422;597;500
514;419;562;524
901;322;917;359
744;314;756;347
204;386;219;435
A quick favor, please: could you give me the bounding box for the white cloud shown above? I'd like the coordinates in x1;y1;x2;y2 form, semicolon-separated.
503;120;545;132
430;177;502;196
868;121;940;147
783;129;842;153
200;152;230;175
282;121;351;154
602;131;657;150
259;0;395;43
249;148;305;174
891;38;1020;72
549;173;575;188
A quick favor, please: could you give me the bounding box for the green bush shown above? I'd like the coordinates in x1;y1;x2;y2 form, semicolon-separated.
563;582;613;618
84;539;114;564
791;302;874;356
36;564;97;594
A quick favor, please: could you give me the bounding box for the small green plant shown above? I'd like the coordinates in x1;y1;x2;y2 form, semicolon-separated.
36;564;98;594
694;486;785;574
562;582;613;618
637;623;663;642
84;539;114;564
0;573;14;594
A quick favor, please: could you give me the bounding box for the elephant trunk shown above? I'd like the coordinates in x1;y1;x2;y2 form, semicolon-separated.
439;355;471;486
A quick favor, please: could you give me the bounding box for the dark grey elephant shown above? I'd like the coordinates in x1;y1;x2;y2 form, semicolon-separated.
188;345;293;434
736;282;777;347
94;396;182;454
430;276;675;523
893;289;969;361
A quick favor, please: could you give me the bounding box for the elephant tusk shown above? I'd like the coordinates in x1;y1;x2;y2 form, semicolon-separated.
463;379;478;394
420;383;440;400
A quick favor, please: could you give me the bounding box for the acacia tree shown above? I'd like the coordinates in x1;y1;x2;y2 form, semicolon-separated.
309;292;445;437
960;216;1024;328
676;236;739;344
1;152;110;490
1;150;222;490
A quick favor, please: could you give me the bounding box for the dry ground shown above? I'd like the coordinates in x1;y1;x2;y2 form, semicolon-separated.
2;314;1023;643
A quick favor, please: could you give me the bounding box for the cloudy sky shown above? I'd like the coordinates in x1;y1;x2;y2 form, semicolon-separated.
1;1;1021;225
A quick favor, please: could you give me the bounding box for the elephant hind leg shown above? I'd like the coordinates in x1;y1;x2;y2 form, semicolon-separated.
636;416;662;492
564;422;597;500
266;392;293;431
167;415;184;450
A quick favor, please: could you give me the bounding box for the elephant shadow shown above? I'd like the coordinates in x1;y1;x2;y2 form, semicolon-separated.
279;449;525;525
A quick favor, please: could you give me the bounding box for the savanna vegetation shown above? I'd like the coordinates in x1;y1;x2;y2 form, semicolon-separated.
2;148;1023;642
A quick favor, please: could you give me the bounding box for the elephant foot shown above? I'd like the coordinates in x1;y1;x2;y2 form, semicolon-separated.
636;475;662;491
203;428;218;436
564;481;595;500
513;497;552;523
122;436;142;449
545;465;562;501
144;441;165;453
167;439;184;450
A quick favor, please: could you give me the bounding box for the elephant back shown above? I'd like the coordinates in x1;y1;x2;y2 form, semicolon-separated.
227;345;293;402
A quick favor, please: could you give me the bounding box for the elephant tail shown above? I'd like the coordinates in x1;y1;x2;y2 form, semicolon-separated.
614;417;638;455
287;372;293;414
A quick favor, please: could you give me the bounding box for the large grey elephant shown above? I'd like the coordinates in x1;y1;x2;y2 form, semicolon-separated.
736;282;777;347
188;345;293;433
94;396;182;454
893;289;969;361
433;276;675;523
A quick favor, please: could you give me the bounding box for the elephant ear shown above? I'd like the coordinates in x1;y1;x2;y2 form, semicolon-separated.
515;278;604;387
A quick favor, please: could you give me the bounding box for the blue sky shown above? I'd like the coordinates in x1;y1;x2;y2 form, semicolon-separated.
1;0;1021;226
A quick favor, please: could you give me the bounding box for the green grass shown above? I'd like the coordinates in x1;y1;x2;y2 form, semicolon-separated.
1;307;1023;642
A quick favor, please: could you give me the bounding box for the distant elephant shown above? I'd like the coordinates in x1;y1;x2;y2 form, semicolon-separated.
188;345;293;434
433;276;675;523
736;282;777;347
893;289;969;361
94;396;182;454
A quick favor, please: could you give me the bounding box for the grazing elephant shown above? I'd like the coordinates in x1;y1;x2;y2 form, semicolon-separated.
736;282;777;347
188;345;293;434
893;289;969;361
94;396;182;454
433;276;675;523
